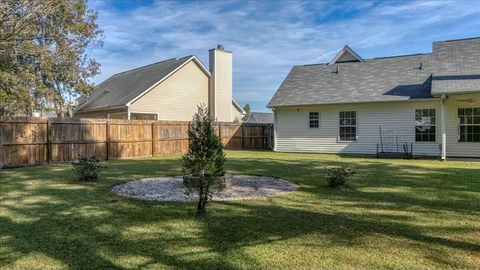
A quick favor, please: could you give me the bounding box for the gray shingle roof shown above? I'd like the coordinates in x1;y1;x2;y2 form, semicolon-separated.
248;112;274;124
76;56;194;112
268;37;480;107
431;38;480;94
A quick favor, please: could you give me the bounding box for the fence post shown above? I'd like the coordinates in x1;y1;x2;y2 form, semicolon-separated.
151;121;156;157
106;120;110;160
261;125;265;149
46;119;52;164
241;124;245;149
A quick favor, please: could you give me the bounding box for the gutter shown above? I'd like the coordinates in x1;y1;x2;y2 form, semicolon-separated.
75;105;127;113
267;97;441;109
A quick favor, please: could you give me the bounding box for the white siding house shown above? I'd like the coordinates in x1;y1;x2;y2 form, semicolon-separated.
75;45;245;122
269;37;480;159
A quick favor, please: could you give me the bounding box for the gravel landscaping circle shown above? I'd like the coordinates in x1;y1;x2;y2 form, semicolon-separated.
112;175;298;201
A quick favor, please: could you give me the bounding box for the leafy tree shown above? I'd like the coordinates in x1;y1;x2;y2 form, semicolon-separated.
0;0;102;116
242;103;251;122
183;104;226;216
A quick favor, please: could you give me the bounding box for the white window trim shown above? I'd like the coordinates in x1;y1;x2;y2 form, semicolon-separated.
414;108;437;143
309;112;320;128
338;111;357;142
457;107;480;143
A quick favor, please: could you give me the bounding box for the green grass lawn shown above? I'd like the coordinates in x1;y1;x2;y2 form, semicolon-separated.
1;150;479;269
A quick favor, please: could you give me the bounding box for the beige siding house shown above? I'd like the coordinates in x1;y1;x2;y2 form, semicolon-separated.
75;45;244;122
268;37;480;159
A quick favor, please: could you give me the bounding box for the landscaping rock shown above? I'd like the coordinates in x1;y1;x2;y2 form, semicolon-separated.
112;175;298;201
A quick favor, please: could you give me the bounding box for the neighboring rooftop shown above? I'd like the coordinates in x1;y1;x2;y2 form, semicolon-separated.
268;37;480;107
76;56;197;112
248;112;274;124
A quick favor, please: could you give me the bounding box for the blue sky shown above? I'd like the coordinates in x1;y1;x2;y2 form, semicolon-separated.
89;0;480;112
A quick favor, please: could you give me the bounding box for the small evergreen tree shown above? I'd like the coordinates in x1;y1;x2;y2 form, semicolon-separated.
183;104;226;215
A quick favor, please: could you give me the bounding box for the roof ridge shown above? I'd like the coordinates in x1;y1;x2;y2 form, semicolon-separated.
438;36;480;43
298;63;328;67
112;55;194;77
371;53;428;60
296;53;428;67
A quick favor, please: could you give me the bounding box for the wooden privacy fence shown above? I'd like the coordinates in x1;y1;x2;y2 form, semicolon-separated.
0;117;273;168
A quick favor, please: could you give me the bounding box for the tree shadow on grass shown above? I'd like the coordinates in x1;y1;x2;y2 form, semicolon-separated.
200;200;479;265
0;154;479;269
227;157;480;212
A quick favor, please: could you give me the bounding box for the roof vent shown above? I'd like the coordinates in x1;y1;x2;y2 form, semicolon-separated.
217;44;224;50
333;66;340;74
103;89;110;94
418;62;423;70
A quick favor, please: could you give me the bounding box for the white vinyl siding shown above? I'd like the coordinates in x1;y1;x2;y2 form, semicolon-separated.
275;100;441;156
275;94;480;158
444;93;480;157
129;61;209;121
209;49;233;122
231;102;244;122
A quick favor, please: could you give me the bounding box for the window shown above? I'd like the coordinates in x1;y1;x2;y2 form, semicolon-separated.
130;113;158;120
458;108;480;142
339;111;356;141
415;109;436;142
309;112;319;128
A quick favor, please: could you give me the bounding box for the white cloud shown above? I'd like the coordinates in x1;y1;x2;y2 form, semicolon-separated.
89;0;480;112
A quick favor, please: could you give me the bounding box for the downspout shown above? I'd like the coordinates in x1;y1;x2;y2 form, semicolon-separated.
127;106;131;120
440;94;447;160
273;108;277;151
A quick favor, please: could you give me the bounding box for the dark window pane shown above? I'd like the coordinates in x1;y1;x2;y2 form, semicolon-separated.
339;111;356;140
309;112;319;128
459;108;465;115
467;116;473;124
473;116;480;124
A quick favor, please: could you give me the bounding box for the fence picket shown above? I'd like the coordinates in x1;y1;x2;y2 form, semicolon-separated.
0;117;273;167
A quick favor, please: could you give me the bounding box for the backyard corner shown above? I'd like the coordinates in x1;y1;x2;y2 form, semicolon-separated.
0;150;479;269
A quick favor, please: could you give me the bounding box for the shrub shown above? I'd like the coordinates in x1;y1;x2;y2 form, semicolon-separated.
326;166;355;187
183;104;226;216
72;155;106;182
